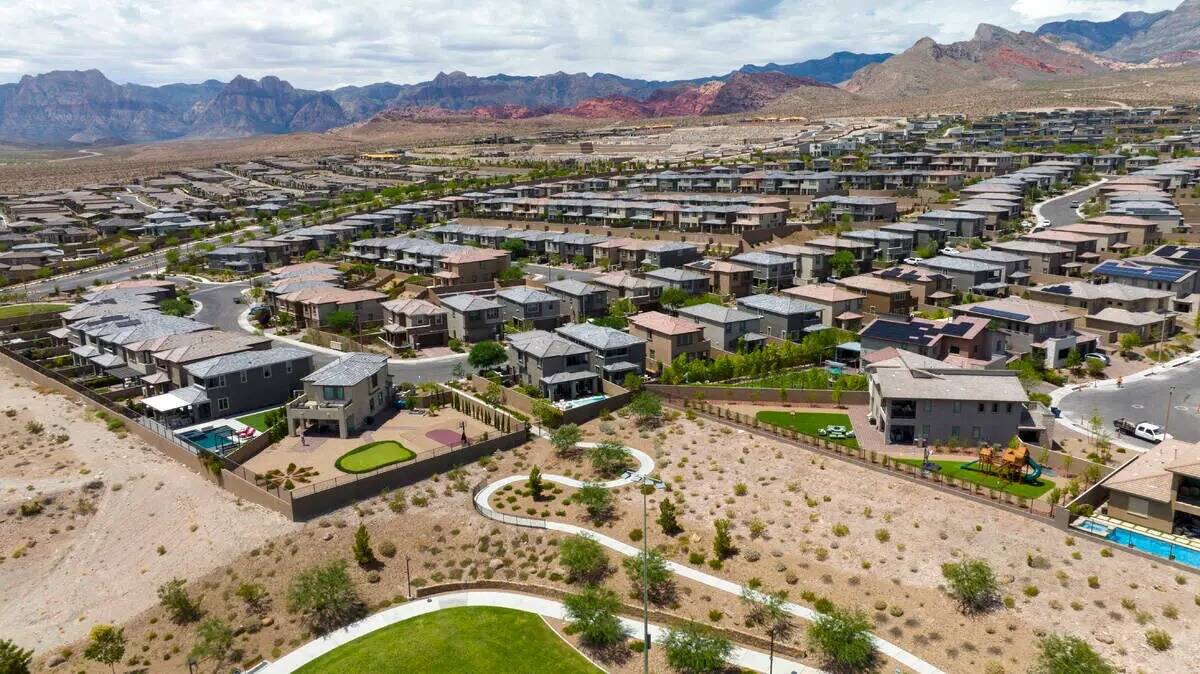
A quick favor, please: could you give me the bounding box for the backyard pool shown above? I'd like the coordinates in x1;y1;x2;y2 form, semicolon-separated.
178;424;243;454
1073;517;1200;570
556;394;606;410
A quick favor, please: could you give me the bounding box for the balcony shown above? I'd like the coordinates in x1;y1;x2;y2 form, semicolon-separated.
889;400;917;420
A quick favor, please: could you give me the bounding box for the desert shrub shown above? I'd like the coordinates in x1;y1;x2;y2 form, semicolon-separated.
941;558;999;613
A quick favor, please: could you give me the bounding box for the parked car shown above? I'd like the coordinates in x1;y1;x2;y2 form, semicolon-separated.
1113;418;1165;443
1085;352;1110;365
903;257;921;265
940;247;959;256
1069;200;1081;207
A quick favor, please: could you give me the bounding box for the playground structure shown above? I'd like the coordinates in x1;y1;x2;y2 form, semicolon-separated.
963;442;1044;485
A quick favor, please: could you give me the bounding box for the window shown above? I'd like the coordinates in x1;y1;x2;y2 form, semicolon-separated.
323;386;345;401
1127;497;1150;518
371;373;379;388
285;360;293;374
239;371;248;384
952;401;961;413
951;426;960;438
972;426;981;440
992;403;998;413
1006;403;1013;413
217;398;230;411
262;366;272;379
978;403;985;412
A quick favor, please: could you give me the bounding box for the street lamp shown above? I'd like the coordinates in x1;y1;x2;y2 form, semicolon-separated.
1165;386;1176;436
622;469;666;674
405;554;413;599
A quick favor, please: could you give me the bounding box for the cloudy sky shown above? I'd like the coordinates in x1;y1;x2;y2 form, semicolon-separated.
0;0;1183;89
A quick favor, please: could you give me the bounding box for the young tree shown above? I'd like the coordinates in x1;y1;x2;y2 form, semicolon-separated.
481;380;504;406
563;586;628;648
287;561;366;635
352;524;376;567
657;498;682;536
588;440;631;478
234;582;269;615
531;399;563;428
157;578;202;624
1031;634;1115;674
940;558;999;613
712;519;734;559
622;371;643;393
557;533;609;583
0;639;32;674
326;309;357;333
1118;332;1141;355
742;587;795;672
550;423;583;457
528;465;545;501
1065;348;1082;372
622;550;675;605
575;482;615;523
628;391;663;427
662;622;733;674
806;604;875;671
1085;357;1106;377
467;340;508;370
83;625;125;673
660;287;691;308
189;618;234;671
829;250;857;278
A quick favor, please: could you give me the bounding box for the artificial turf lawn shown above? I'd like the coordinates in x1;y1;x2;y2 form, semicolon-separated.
296;606;602;674
0;303;68;318
756;410;859;449
235;408;281;432
334;440;416;473
893;458;1055;499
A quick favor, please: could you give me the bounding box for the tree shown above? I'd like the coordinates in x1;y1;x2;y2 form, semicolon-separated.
303;249;322;262
712;519;734;559
1065;348;1082;372
499;264;525;282
660;287;691;308
622;550;675;605
662;622;733;674
742;587;795;672
1086;357;1105;376
83;625;125;674
501;238;527;259
157;578;201;624
326;309;357;333
189;618;234;671
806;604;875;672
1118;332;1141;355
550;423;583;457
830;250;857;278
940;558;999;613
1031;634;1115;674
352;524;375;567
657;498;682;535
572;254;589;268
557;533;608;583
628;391;663;427
0;639;32;674
588;440;631;478
531;399;563;428
287;561;366;635
563;586;628;648
575;482;615;523
528;465;545;501
468;340;508;369
622;371;643;393
234;582;269;615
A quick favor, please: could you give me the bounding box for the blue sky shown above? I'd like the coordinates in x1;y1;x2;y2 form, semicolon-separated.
0;0;1182;89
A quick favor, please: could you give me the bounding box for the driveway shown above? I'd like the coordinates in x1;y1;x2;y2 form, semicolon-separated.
1057;357;1200;447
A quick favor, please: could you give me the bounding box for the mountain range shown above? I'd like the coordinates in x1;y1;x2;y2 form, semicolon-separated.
6;1;1200;147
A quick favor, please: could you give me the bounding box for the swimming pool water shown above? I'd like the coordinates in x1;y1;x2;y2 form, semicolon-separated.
1077;518;1200;570
181;427;238;452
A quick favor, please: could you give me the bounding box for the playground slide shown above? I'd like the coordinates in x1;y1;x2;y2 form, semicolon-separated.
1024;454;1043;484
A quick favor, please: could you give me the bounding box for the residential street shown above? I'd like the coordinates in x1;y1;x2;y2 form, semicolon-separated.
1039;183;1102;228
1057;358;1200;447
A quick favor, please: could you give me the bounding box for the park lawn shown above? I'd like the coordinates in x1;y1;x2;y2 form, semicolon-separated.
0;303;68;318
893;458;1055;500
756;410;859;449
335;440;416;473
236;407;281;432
296;606;602;674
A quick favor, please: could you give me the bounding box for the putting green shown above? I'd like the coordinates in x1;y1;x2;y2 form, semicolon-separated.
334;441;416;473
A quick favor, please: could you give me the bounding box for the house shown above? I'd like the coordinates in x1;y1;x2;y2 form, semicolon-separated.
544;279;610;322
1084;216;1161;247
763;245;831;283
147;331;273;390
644;267;711;295
144;347;313;428
381;298;449;350
881;222;948;250
507;330;599;401
955;249;1033;285
1085;308;1175;344
1092;439;1200;534
496;286;563;330
1026;282;1174;314
728;251;796;289
735;294;823;340
440;293;504;343
644;242;702;268
556;323;647;382
811;195;898;222
858;315;993;362
866;355;1036;445
835;275;917;316
685;259;755;297
1090;259;1199;298
627;311;709;373
953;297;1094;368
781;283;866;330
874;266;955;306
842;229;914;262
286;352;392;438
803;237;875;276
435;248;510;286
988;241;1078;276
206;246;267;273
593;271;665;309
916;210;986;238
276;287;386;330
1020;230;1101;261
914;256;1006;294
677;303;765;353
1055;223;1132;253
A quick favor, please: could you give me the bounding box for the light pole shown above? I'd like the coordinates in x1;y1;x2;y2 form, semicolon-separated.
623;469;665;674
1165;386;1176;436
405;555;412;599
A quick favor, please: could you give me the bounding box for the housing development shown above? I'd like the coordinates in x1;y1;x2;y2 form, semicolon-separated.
7;5;1200;674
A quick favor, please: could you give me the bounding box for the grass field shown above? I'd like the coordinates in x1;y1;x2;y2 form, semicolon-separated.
236;408;281;432
296;606;602;674
756;410;859;449
334;440;416;473
730;369;867;390
893;458;1055;499
0;303;68;318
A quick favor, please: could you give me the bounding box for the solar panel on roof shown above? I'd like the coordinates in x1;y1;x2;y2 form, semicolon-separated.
971;306;1030;322
1041;284;1071;295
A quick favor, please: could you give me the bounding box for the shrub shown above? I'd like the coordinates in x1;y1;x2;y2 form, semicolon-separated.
563;586;627;648
1023;586;1040;598
287;561;366;635
941;558;1000;613
1032;634;1114;674
733;482;748;497
558;534;608;583
628;528;643;543
352;524;375;567
622;551;675;606
1145;629;1172;651
157;579;201;624
662;622;733;674
1087;576;1100;589
712;519;734;559
378;541;397;558
806;605;875;671
874;528;890;543
831;523;849;537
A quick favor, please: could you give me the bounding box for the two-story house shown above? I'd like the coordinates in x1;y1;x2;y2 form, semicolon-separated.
644;267;712;295
544;279;610;322
495;286;563;331
440;293;504;343
381;298;449;350
734;294;823;340
507;330;599;401
627;311;710;373
556;323;647;383
286;352;392;438
677;303;765;353
685;259;755;297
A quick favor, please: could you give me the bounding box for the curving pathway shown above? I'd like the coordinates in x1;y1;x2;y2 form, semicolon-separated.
473;440;946;674
261;589;822;674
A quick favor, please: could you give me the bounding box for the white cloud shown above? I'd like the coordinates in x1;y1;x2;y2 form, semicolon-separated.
0;0;1184;89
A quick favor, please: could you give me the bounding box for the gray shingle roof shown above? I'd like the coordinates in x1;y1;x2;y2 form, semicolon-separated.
678;302;761;324
187;347;312;378
440;293;502;312
736;294;822;316
556;323;645;350
302;352;388;386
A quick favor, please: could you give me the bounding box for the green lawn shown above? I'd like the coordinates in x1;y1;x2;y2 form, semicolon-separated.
296;606;601;674
335;440;416;473
236;408;282;432
893;458;1055;499
0;303;68;319
756;410;859;449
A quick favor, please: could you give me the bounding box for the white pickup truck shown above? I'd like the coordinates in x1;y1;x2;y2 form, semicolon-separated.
1113;418;1165;443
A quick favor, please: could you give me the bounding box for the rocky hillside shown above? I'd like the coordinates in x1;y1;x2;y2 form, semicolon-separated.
558;73;835;119
187;76;347;137
1036;10;1169;53
738;51;891;84
845;24;1111;99
1102;0;1200;63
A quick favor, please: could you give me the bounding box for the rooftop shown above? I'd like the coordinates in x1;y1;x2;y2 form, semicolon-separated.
186;347;312;379
957;297;1077;325
677;302;761;324
302;352;388;386
556;322;645;350
628;311;704;336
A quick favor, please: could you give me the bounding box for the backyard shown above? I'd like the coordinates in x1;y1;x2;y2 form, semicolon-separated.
0;303;68;318
335;440;416;473
892;458;1056;500
295;606;601;674
730;368;867;390
236;407;283;432
756;410;860;448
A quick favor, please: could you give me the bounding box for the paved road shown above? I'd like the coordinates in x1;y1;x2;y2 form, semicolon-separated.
1040;183;1102;228
1058;358;1200;447
522;263;600;284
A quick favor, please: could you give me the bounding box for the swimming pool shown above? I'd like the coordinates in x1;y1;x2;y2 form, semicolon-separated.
179;426;239;453
1074;518;1200;570
556;394;606;411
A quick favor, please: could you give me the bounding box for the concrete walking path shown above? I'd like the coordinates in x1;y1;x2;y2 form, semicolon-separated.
262;590;824;673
